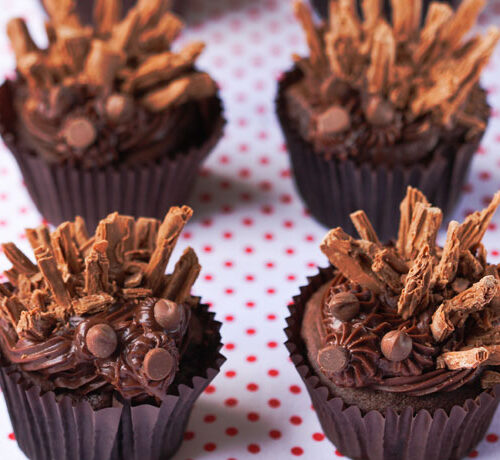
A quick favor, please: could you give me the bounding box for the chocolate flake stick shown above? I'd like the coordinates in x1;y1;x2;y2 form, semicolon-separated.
372;250;403;292
438;345;500;370
432;221;460;289
44;0;81;28
350;210;380;244
84;241;110;295
51;222;82;275
162;247;201;303
110;9;140;51
34;246;71;308
398;245;433;319
145;206;193;293
138;12;183;50
72;293;114;315
431;275;498;342
1;296;27;326
136;0;169;29
95;213;134;270
457;191;500;250
135;218;160;251
25;225;51;251
391;0;421;41
397;187;429;258
321;227;384;294
73;216;90;248
84;40;124;88
1;243;38;276
405;203;442;259
7;18;39;60
481;370;500;389
361;0;382;31
367;20;395;94
94;0;121;35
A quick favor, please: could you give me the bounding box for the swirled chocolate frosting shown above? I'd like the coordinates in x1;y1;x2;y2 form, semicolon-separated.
286;1;498;166
0;206;201;407
7;0;219;167
315;187;500;395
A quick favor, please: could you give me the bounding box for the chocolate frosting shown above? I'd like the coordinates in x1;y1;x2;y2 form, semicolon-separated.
0;207;201;406
315;187;500;395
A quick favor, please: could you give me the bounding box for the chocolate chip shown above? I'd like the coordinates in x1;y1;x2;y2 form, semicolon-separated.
105;93;134;122
86;323;117;358
316;105;351;136
317;345;349;373
381;330;412;362
327;292;360;321
154;299;183;331
364;96;395;126
63;117;96;149
143;348;175;381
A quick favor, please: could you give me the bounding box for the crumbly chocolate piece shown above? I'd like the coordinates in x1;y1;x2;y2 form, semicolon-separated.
8;0;218;168
316;187;500;394
0;206;200;403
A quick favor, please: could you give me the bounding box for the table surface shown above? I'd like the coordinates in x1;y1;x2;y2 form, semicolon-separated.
1;0;500;459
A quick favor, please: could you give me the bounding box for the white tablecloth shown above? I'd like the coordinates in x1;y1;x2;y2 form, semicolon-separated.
1;0;500;458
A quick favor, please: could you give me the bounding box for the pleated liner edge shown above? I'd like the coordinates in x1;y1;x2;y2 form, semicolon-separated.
276;67;484;243
0;79;225;232
284;266;500;460
0;299;226;460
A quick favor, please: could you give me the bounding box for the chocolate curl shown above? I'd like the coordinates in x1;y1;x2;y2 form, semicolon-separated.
390;0;421;41
94;0;122;35
84;241;110;295
349;210;380;244
405;203;442;259
125;41;205;92
144;206;193;293
431;275;498;342
95;213;134;270
142;72;216;112
110;9;140;51
2;243;38;277
25;226;51;251
7;18;39;61
457;191;500;251
397;245;433;319
414;3;454;64
481;370;500;389
162;247;201;303
396;187;429;258
50;222;83;276
321;227;384;294
438;345;500;370
432;221;460;289
83;40;124;88
293;1;327;72
34;246;71;309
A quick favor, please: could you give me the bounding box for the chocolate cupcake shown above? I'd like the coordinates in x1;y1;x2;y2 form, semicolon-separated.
286;187;500;460
0;0;224;230
278;1;499;241
0;206;224;460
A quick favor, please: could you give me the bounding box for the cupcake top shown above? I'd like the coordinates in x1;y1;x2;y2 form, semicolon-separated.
287;0;500;165
0;206;201;407
7;0;218;167
317;187;500;395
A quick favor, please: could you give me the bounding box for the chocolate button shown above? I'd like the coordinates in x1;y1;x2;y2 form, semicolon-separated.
316;105;351;136
143;348;175;381
86;324;117;358
364;96;395;126
63;117;96;149
328;292;360;321
154;299;182;331
381;330;412;362
317;345;349;373
105;93;134;122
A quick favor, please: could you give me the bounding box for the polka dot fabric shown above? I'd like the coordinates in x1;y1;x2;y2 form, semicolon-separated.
0;0;500;459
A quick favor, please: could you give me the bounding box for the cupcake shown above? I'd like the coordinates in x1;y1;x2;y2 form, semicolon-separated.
286;186;500;460
310;0;458;20
0;0;224;230
0;206;224;460
277;0;499;241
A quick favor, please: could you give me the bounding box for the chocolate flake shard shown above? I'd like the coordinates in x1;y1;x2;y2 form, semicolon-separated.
122;287;153;298
432;221;461;289
7;18;39;60
404;203;442;259
431;275;499;342
1;295;27;326
85;241;110;295
398;245;433;319
438;344;500;370
25;225;51;251
2;243;38;276
94;0;121;35
481;370;500;389
16;309;56;340
162;247;201;303
350;210;380;244
51;222;83;275
72;293;114;315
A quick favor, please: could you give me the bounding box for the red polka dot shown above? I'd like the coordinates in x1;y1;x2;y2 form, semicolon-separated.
225;370;236;378
268;398;281;408
204;443;216;452
267;341;278;348
248;412;260;422
246;328;256;335
269;429;282;439
290;385;301;394
226;427;238;437
247;383;259;391
225;397;238;407
247;355;257;362
244;246;254;254
183;431;194;441
290;415;302;425
224;260;234;268
267;314;277;320
312;432;325;441
225;315;234;322
486;433;499;442
291;446;304;456
335;450;345;457
204;414;216;423
268;369;279;377
246;301;256;308
205;385;216;394
248;444;261;454
203;245;213;253
225;343;235;350
8;433;15;441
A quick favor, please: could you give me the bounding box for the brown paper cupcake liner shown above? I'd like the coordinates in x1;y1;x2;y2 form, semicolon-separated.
0;80;225;231
276;68;483;243
285;267;500;460
0;299;225;460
